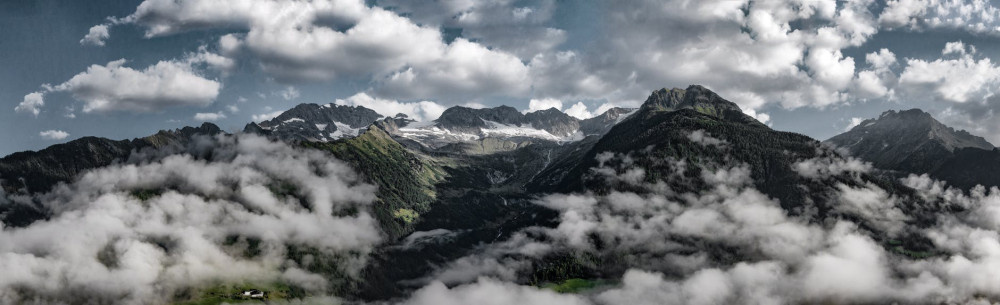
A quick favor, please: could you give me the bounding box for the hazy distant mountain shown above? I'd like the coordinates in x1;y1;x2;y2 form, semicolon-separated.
385;105;635;152
827;108;999;189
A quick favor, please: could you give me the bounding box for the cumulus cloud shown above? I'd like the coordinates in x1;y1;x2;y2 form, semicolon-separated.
563;102;594;120
378;0;565;60
525;98;562;113
91;0;533;103
73;0;879;111
80;24;111;46
373;38;530;100
334;92;446;122
14;91;45;117
252;110;283;122
395;142;1000;305
278;86;300;101
193;111;226;121
898;42;1000;104
844;117;865;131
0;134;380;304
879;0;1000;35
53;0;1000;128
522;99;596;120
38;130;70;140
186;46;237;74
943;41;971;55
36;58;221;113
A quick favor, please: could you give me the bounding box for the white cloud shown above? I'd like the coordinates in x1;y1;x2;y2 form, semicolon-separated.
524;99;596;120
41;59;221;113
898;44;1000;103
807;47;856;91
334;92;446;122
879;0;1000;35
185;46;236;74
687;130;727;147
867;48;898;72
0;134;380;304
943;41;970;55
525;98;562;113
793;155;871;180
85;0;540;103
854;70;890;98
15;91;45;117
193;111;226;121
226;104;239;113
398;146;1000;305
852;48;897;99
518;0;884;113
403;278;589;305
80;24;110;46
67;0;1000;125
377;0;565;60
563;102;594;119
845;117;864;131
374;39;530;100
251;110;283;122
38;130;70;140
278;86;300;101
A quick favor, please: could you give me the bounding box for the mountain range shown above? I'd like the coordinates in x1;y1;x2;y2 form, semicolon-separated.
0;85;996;303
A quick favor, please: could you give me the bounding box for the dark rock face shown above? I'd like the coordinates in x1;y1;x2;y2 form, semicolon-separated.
524;108;581;137
434;106;526;134
827;108;998;189
242;122;269;135
256;103;384;142
263;103;383;129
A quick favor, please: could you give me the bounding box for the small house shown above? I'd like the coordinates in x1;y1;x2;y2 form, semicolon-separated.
241;289;265;299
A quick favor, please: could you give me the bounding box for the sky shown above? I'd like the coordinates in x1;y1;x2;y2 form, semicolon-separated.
5;0;1000;155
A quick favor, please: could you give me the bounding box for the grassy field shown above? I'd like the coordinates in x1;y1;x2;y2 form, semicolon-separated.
171;281;300;305
541;278;611;293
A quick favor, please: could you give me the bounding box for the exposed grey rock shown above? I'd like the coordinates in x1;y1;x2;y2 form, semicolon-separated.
256;103;383;142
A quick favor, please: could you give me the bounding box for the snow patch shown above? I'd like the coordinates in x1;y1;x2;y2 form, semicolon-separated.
480;120;563;141
331;122;362;139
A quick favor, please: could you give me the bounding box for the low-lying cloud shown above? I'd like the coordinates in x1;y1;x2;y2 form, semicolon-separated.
0;134;381;304
392;144;1000;304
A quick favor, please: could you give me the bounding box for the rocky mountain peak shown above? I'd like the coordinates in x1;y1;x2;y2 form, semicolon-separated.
254;103;383;142
524;107;580;137
436;106;522;131
638;85;752;123
640;87;687;112
841;108;993;152
579;107;637;135
826;108;994;177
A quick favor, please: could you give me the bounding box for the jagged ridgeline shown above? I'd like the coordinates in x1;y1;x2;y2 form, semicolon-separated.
0;85;962;304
